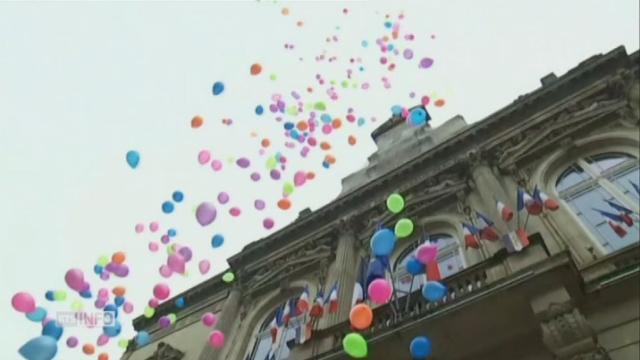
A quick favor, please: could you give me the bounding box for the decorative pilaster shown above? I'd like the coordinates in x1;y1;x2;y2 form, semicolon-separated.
320;219;360;328
198;287;242;360
531;287;609;360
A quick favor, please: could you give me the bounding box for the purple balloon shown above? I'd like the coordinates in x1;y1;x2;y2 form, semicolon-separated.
236;158;250;168
94;299;106;309
217;192;229;204
66;336;79;348
419;57;434;69
250;172;261;181
158;316;171;329
254;199;266;210
105;262;118;273
178;247;193;262
270;169;281;180
196;202;217;226
113;264;129;278
403;48;414;60
65;269;85;291
100;272;110;281
161;234;170;244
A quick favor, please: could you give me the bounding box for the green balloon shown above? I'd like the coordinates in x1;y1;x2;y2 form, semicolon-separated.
283;182;294;195
266;156;277;170
386;193;405;214
395;218;414;238
167;313;177;323
97;255;109;267
53;290;67;301
222;272;235;283
118;338;129;349
343;333;368;358
71;299;83;311
144;306;155;318
314;101;327;111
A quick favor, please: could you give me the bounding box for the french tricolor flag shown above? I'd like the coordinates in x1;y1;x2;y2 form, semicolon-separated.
519;188;543;215
476;212;500;241
327;283;339;314
296;286;310;314
310;289;324;318
606;200;634;226
496;200;514;222
282;300;291;326
594;208;628;238
538;190;560;211
462;223;481;249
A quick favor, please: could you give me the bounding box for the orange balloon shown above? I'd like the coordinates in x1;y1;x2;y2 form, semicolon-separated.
191;115;204;128
250;63;262;76
331;118;342;129
296;21;304;27
325;155;336;165
348;135;357;146
296;121;308;131
261;138;271;148
281;7;290;16
306;87;313;93
112;286;126;297
320;142;331;151
306;172;315;180
82;344;95;355
349;304;373;330
277;198;291;210
111;251;126;265
434;99;446;107
98;353;109;360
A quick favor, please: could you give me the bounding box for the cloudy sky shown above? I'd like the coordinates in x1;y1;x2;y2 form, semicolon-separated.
1;1;638;359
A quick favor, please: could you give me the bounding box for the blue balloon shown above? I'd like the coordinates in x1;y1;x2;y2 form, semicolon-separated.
370;228;396;257
284;122;294;130
18;336;58;360
391;105;403;116
320;113;332;123
410;336;432;359
114;296;125;307
45;291;55;301
136;331;151;346
41;320;63;341
104;304;118;318
366;258;387;287
103;320;122;338
422;281;447;302
255;105;264;115
409;108;430;127
322;161;330;169
357;117;365;127
211;234;224;248
406;256;424;276
161;201;175;214
126;150;140;169
26;307;47;322
387;43;395;51
290;129;299;139
168;228;177;237
212;81;224;96
93;264;103;275
175;297;185;308
79;290;92;299
172;191;184;203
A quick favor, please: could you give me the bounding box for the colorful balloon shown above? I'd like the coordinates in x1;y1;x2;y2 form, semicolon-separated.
212;81;224;95
342;333;368;359
66;336;78;348
12;292;36;313
419;57;434;69
349;304;373;330
410;336;432;358
82;343;95;355
386;193;405;213
125;150;140;169
395;218;414;238
254;199;266;210
201;312;217;327
153;283;170;300
263;218;274;229
217;192;229;204
42;320;63;340
196;202;217;226
198;150;211;165
19;336;58;360
208;330;225;349
199;260;211;275
222;272;235;283
370;229;396;257
211;234;224;248
422;281;447;302
136;331;151;346
26;307;47;322
162;201;175;214
406;256;424;276
367;279;393;305
191;115;204;128
416;243;438;264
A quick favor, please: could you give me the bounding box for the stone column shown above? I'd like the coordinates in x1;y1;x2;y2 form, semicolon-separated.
320;220;360;328
530;287;609;359
198;287;242;360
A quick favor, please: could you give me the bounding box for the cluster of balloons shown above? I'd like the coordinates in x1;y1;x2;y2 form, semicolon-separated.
159;243;194;278
94;252;130;281
161;191;184;214
65;268;92;298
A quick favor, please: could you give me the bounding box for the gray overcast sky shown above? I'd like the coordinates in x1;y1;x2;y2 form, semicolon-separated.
1;1;638;359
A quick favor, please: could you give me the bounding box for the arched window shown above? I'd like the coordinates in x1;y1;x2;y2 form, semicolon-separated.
247;299;302;360
556;152;640;253
393;234;465;295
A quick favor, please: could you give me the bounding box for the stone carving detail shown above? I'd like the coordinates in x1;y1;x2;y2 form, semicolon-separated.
538;302;607;359
145;342;185;360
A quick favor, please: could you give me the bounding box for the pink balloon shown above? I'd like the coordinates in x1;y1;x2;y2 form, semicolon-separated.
211;159;223;171
64;269;85;291
97;288;109;299
149;242;159;252
199;260;211;275
217;192;230;204
198;150;211;165
167;253;186;273
293;171;306;187
208;330;225;349
100;272;110;281
135;223;145;234
367;278;393;305
149;222;159;232
159;265;173;278
322;124;332;134
229;207;241;217
95;299;106;309
153;283;170;300
148;298;159;308
201;312;217;327
11;292;36;313
123;302;134;314
97;334;109;346
263;218;274;230
66;336;78;348
416;243;438;264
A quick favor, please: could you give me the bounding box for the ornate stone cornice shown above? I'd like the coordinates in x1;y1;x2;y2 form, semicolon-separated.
144;342;185;360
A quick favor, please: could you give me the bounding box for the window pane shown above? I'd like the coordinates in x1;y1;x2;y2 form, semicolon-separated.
438;253;465;278
612;167;640;201
556;164;590;192
252;334;272;360
586;153;633;173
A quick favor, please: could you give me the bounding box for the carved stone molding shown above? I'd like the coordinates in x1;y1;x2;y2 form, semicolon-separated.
145;342;185;360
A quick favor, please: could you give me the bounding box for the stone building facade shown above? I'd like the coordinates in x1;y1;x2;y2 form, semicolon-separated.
121;46;640;360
